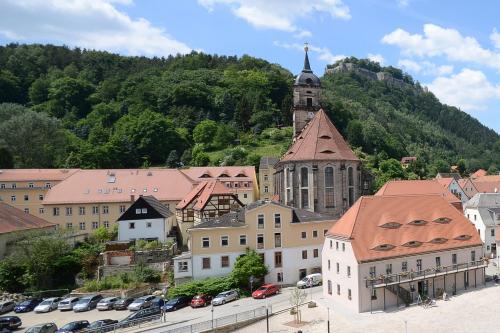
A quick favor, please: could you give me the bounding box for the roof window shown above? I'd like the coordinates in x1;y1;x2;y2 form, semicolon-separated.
319;135;332;139
408;220;427;226
430;238;448;244
403;241;422;248
434;217;451;224
373;244;395;251
380;222;402;229
455;234;472;241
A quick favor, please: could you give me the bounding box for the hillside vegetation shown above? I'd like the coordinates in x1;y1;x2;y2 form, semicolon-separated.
0;44;498;183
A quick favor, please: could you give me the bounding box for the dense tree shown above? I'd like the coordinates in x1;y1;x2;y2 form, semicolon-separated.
230;249;268;289
192;119;218;146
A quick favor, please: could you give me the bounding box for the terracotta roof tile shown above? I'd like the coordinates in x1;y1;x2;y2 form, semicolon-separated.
180;166;255;182
436;177;454;188
472;180;500;193
279;109;358;163
43;169;195;204
471;169;488;179
176;180;237;210
327;195;482;263
0;169;79;182
0;202;55;234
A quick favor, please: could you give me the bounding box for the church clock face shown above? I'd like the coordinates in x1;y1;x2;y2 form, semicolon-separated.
307;111;314;119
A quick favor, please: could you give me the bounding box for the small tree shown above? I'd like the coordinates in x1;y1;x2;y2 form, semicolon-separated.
230;249;268;289
166;150;180;168
289;287;307;324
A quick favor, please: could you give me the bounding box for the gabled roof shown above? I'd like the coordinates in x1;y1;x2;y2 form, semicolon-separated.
464;193;500;209
471;169;488;179
458;179;468;189
472;180;500;193
118;195;172;221
436;172;461;180
376;180;462;209
0;203;55;235
436;177;454;188
44;169;195;204
176;180;240;211
279;109;358;163
327;195;482;263
0;169;79;182
400;156;416;164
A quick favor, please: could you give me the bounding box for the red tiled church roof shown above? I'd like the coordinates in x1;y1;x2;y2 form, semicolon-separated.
279;109;359;163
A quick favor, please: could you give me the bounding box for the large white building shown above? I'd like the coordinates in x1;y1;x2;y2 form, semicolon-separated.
322;194;485;313
464;193;500;256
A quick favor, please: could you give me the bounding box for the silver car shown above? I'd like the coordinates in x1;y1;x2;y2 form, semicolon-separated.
57;297;79;311
212;290;239;306
127;295;155;311
96;297;119;311
34;298;61;313
0;301;15;314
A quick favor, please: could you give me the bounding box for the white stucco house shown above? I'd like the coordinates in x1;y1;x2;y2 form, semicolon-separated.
117;195;175;243
323;194;485;313
436;177;469;205
464;193;500;256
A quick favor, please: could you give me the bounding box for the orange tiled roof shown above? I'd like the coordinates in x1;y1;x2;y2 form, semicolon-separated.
436;177;454;188
474;175;500;182
43;169;195;204
180;166;255;182
176;180;235;210
472;180;500;193
0;169;79;182
0;202;55;234
471;169;488;179
376;180;462;209
327;195;482;263
279;109;359;163
458;179;468;189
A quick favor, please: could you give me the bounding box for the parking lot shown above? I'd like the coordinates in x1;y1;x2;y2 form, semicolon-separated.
3;286;323;331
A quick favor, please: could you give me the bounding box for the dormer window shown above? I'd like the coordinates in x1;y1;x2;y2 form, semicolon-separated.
200;173;211;178
219;173;229;178
430;238;448;244
434;217;451;224
403;241;422;248
455;234;472;241
319;135;332;139
235;173;246;177
408;220;427;226
320;149;334;154
380;222;402;229
373;244;395;251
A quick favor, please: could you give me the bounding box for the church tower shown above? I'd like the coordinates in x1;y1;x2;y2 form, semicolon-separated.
293;44;322;137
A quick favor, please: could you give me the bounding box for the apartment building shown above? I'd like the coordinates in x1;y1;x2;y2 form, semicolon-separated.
259;157;278;201
322;194;485;313
464;193;500;256
43;169;195;235
173;200;333;285
0;169;79;218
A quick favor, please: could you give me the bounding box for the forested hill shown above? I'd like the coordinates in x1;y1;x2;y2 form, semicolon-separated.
0;44;498;180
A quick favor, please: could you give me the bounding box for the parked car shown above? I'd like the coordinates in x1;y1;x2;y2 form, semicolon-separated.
25;323;58;333
96;297;119;311
34;298;61;313
58;298;80;311
296;273;322;289
212;290;239;306
14;299;42;313
162;296;191;312
127;295;155;311
73;295;102;312
0;316;21;330
252;284;280;299
190;294;212;308
119;307;160;328
151;297;165;309
113;298;134;311
86;319;118;333
55;320;89;333
0;302;15;315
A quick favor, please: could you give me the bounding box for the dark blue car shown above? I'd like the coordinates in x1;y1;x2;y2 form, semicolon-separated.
14;299;41;313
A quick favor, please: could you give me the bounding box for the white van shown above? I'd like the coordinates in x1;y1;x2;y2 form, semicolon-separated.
297;273;322;289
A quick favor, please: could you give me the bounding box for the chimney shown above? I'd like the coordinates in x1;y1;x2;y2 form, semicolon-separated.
130;194;135;202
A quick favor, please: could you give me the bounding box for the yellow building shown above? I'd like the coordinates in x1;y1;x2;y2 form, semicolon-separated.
173;201;334;285
259;157;278;201
0;169;79;218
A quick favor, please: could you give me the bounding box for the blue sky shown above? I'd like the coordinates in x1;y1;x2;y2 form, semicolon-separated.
1;0;499;133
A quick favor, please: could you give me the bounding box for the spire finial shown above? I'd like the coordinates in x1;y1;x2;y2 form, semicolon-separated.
303;42;312;72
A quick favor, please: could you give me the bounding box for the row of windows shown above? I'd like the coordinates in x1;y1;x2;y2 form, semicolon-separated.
6;194;44;202
0;182;52;189
367;251;477;277
52;205;126;216
66;221;110;230
327;280;352;300
329;239;346;251
128;222;153;229
327;260;351;277
201;231;326;249
202;256;230;269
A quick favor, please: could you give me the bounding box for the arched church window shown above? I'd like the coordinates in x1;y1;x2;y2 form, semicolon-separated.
300;167;309;209
325;166;334;208
347;167;354;207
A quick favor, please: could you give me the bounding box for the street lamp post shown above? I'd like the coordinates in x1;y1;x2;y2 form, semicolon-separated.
211;304;214;331
327;307;330;333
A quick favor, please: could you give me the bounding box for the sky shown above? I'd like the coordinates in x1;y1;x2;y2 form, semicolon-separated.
1;0;499;133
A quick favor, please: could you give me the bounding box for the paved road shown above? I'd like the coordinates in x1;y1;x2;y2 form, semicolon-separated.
142;286;323;333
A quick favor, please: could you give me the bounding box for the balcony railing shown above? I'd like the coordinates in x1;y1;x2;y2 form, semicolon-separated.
365;259;488;288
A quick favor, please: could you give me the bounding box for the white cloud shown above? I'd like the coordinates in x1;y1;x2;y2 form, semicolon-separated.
398;59;453;76
198;0;350;37
426;68;500;111
397;0;410;8
0;0;191;57
491;28;500;49
382;24;500;70
274;41;346;64
367;53;385;65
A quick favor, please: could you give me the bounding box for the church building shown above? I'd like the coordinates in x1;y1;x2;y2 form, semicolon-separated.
274;46;367;218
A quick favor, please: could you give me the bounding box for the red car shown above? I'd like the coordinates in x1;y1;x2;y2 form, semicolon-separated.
190;294;213;308
252;284;280;299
